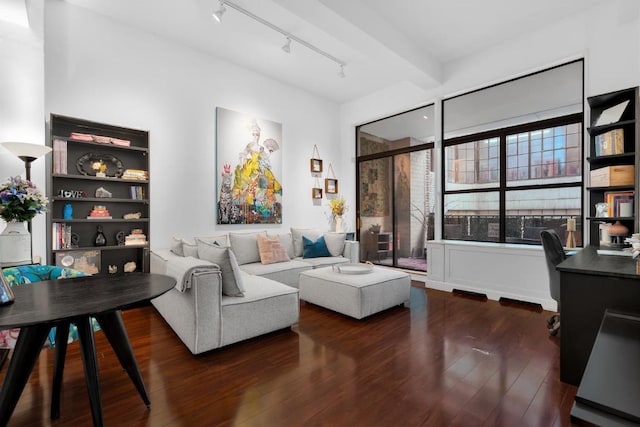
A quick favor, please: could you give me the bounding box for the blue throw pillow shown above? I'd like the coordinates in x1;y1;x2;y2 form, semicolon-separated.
303;236;331;258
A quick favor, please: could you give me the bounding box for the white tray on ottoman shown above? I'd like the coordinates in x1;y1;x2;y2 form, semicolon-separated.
298;264;411;319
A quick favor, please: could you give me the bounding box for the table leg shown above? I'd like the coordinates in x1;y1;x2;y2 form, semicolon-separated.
51;322;70;420
76;317;103;427
95;311;150;407
0;324;50;427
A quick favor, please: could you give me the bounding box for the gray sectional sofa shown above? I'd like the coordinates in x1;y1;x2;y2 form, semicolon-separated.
150;229;359;354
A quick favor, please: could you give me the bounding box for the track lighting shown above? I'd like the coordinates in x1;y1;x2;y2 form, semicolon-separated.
214;0;346;78
212;1;226;22
282;37;291;53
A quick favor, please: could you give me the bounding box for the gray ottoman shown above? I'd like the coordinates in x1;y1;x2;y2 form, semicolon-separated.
299;265;411;319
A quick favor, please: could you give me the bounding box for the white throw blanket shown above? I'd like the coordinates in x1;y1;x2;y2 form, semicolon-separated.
165;256;220;292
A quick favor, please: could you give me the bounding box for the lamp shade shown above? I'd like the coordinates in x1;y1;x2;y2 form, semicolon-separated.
1;142;51;161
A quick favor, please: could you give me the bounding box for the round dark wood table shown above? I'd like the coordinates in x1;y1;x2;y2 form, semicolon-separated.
0;272;176;427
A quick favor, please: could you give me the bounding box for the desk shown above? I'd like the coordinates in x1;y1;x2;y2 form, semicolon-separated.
570;310;640;425
0;273;176;427
556;246;640;386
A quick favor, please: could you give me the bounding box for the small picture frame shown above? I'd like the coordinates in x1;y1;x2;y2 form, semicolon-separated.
310;158;323;173
325;178;338;194
312;188;323;199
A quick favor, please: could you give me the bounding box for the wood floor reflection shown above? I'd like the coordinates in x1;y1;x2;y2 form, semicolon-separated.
1;282;577;426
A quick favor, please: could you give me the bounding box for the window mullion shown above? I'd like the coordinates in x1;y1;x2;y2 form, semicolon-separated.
499;134;507;242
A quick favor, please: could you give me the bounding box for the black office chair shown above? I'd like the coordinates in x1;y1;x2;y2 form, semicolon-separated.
540;229;566;336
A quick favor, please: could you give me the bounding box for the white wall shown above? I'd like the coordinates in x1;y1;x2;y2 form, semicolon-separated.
44;0;342;250
0;11;47;262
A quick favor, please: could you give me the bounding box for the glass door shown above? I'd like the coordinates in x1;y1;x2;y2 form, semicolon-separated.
359;157;394;264
356;104;435;272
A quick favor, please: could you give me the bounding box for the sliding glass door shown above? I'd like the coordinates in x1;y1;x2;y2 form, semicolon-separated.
356;105;435;272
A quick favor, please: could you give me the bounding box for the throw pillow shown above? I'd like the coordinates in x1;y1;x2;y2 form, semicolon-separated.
257;235;290;264
196;240;245;296
196;234;229;247
195;237;222;258
291;228;322;257
170;236;184;256
182;240;198;258
323;232;346;257
228;231;266;265
303;236;331;258
275;233;295;259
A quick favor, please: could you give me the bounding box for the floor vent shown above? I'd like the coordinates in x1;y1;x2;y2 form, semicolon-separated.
452;289;488;301
499;297;543;312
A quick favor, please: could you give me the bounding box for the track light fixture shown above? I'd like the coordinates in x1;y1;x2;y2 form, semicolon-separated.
213;0;346;77
212;1;226;22
282;37;291;53
338;64;345;78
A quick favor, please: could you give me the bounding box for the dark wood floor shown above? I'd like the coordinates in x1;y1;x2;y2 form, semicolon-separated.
1;282;578;426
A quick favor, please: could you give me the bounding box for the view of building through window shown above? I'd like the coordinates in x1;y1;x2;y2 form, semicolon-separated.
442;60;584;245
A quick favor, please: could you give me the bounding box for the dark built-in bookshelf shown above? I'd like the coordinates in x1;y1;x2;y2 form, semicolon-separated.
586;87;640;246
47;114;150;274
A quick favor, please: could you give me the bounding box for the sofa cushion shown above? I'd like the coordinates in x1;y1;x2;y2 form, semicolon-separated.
228;231;265;265
323;232;346;257
222;272;298;305
170;236;185;256
182;240;198;258
197;234;228;247
294;256;350;269
257;234;290;264
303;236;331;258
196;240;245;296
291;228;322;257
274;233;295;259
239;259;312;287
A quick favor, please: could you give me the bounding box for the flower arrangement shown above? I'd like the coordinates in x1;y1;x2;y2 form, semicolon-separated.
329;195;347;217
0;176;48;222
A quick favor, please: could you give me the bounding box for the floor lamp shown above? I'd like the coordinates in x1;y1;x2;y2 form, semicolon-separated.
0;141;52;255
0;142;51;371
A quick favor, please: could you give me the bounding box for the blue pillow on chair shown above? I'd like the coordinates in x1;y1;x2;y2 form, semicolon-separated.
302;236;331;258
0;265;99;349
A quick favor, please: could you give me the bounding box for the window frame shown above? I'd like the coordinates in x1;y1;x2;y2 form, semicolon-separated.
442;113;584;244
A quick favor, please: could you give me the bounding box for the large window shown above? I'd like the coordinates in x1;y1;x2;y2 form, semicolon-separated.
443;60;584;245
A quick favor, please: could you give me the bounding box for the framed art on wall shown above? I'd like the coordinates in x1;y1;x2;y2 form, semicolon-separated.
324;162;338;194
310;144;323;173
216;107;283;224
310;158;323;173
325;178;338;194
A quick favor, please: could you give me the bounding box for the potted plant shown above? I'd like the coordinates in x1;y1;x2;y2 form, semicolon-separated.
0;176;48;265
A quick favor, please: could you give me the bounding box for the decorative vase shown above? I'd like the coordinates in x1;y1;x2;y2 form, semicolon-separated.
63;203;73;220
0;221;31;266
608;220;629;247
335;215;344;233
95;225;107;247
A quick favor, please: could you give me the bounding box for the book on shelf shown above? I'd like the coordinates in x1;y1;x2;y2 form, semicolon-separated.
125;228;147;245
130;185;144;200
604;191;634;217
52;139;67;174
122;169;148;180
594;129;624;156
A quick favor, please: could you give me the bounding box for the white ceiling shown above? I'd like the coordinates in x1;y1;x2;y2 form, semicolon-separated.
59;0;610;105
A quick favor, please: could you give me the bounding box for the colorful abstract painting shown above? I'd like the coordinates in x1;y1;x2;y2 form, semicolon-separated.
216;107;283;224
